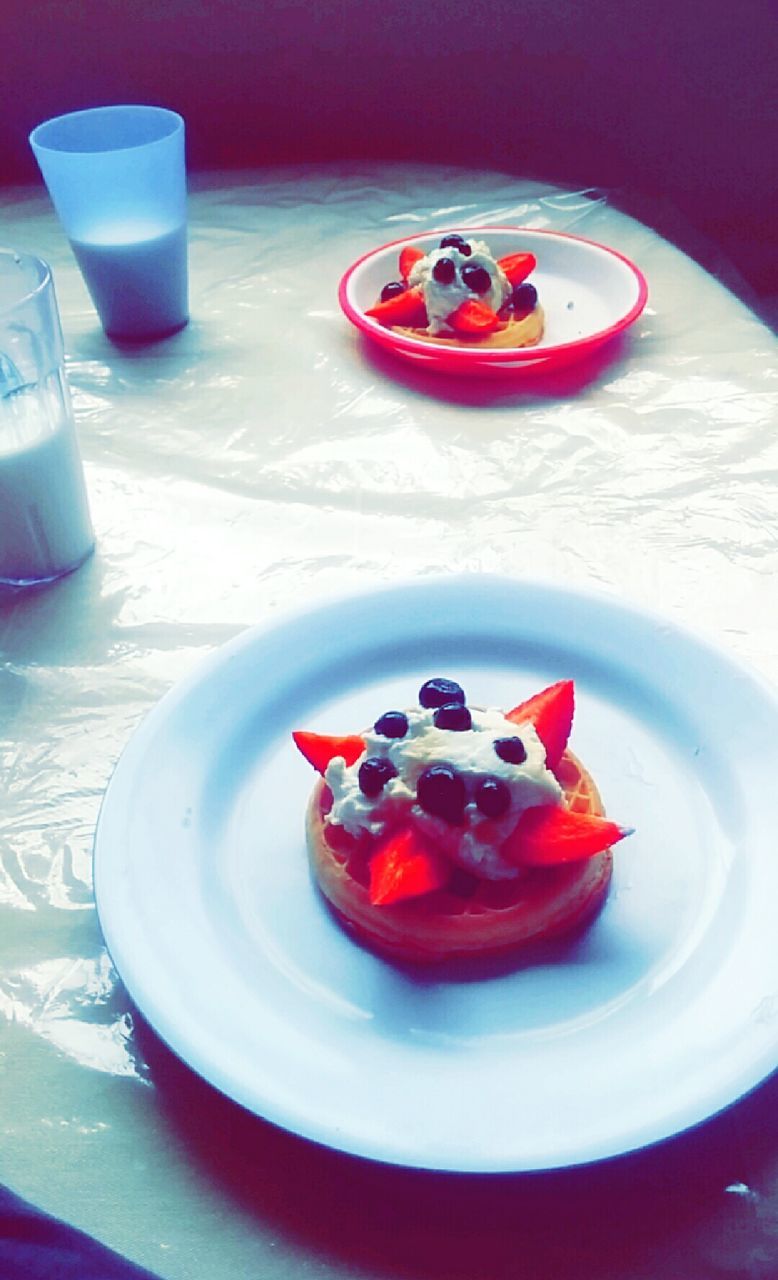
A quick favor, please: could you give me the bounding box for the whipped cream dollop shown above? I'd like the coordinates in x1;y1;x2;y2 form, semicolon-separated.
409;239;511;334
325;706;561;881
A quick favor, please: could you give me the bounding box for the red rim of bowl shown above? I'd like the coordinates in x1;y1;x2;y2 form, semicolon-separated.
338;225;649;364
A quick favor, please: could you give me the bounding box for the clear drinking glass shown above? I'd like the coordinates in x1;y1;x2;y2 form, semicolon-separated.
0;250;94;586
29;105;188;342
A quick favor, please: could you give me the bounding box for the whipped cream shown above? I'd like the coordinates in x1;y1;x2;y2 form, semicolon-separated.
325;706;561;881
409;239;511;335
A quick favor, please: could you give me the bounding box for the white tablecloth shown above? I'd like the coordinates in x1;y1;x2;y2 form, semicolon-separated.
1;163;777;1279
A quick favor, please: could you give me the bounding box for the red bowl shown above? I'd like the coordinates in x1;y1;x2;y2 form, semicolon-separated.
338;226;648;375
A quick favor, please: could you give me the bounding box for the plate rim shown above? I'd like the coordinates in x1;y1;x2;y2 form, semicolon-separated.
93;574;778;1172
338;225;649;365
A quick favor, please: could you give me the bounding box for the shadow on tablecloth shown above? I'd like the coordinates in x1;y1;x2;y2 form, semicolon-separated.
132;1011;778;1280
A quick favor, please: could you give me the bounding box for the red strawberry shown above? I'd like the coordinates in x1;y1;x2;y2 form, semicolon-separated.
497;252;537;286
503;803;631;866
399;245;425;282
505;680;574;770
366;285;428;327
447;298;502;334
293;731;365;775
368;825;451;906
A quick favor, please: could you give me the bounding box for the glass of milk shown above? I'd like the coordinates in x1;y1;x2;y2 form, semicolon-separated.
29;105;188;343
0;251;94;586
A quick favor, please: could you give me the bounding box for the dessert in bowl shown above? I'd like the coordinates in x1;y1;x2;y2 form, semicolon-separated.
294;677;631;964
366;232;544;349
338;226;649;372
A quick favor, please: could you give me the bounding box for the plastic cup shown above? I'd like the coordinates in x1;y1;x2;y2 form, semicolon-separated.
0;250;95;586
29;105;188;342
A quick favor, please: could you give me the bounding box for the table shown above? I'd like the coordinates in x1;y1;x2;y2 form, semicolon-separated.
1;163;777;1279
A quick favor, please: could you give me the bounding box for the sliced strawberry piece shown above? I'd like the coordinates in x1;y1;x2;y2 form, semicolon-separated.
505;680;574;770
366;285;427;327
497;252;537;286
399;245;425;282
503;803;631;866
368;825;451;906
447;298;502;334
293;731;365;775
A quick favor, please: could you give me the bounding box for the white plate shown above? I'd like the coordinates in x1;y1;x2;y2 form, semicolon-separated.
94;576;778;1171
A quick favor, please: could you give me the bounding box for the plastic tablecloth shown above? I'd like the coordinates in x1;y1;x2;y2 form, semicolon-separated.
1;163;777;1279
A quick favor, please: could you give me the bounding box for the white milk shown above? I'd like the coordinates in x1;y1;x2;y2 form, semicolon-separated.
70;224;188;340
0;373;94;585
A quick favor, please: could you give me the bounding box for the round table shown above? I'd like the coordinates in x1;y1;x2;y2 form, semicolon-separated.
1;163;776;1280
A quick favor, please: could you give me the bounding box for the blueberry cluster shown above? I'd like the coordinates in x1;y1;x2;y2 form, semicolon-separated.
416;763;519;824
380;235;475;302
432;257;492;296
431;236;492;297
355;676;528;825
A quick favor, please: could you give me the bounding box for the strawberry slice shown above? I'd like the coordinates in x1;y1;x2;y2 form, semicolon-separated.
505;680;574;770
447;298;502;334
503;803;631;866
399;245;425;282
369;825;451;906
497;252;537;286
293;731;365;775
366;285;427;327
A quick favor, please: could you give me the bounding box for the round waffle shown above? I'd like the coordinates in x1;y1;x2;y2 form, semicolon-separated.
392;306;544;349
306;749;613;964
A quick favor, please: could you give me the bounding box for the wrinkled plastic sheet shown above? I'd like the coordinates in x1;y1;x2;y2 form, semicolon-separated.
1;163;777;1280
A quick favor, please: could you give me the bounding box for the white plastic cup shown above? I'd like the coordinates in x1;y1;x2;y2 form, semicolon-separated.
0;251;95;586
30;105;188;342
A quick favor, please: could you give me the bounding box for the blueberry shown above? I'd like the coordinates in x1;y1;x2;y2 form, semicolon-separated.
433;703;472;732
494;736;527;765
432;257;456;284
461;264;492;294
475;776;511;818
358;756;398;798
419;678;465;709
374;710;409;739
439;234;472;256
380;280;406;302
416;764;466;824
510;282;538;314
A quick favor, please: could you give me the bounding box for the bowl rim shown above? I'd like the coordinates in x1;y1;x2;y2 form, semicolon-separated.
337;224;649;364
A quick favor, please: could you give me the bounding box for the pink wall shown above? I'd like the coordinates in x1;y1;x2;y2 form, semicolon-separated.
3;0;776;303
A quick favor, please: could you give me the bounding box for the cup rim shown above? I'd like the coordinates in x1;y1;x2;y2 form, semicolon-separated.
29;105;184;157
0;250;52;316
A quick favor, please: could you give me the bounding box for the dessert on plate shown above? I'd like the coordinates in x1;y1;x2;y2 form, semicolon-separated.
365;234;544;348
293;677;631;963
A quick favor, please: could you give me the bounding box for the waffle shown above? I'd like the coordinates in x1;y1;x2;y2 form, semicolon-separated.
392;306;544;350
306;749;613;964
